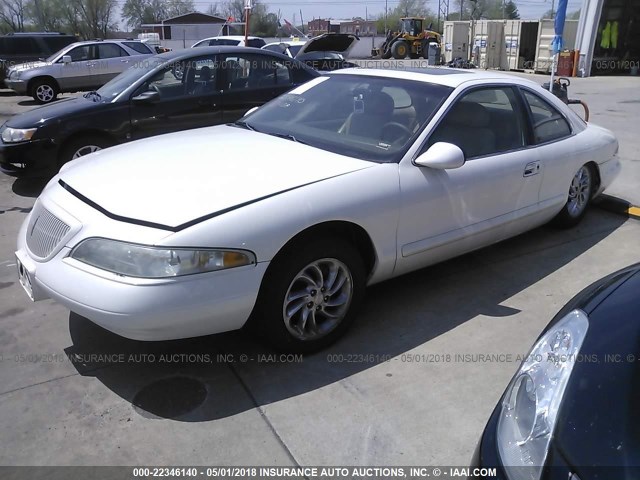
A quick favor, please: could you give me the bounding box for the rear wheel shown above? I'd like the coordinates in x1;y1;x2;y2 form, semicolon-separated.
391;41;409;59
31;78;58;104
59;135;113;169
553;164;594;228
249;238;365;353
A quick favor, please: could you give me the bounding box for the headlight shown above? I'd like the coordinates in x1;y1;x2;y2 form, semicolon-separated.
8;69;20;79
71;238;256;278
2;127;37;143
497;309;589;480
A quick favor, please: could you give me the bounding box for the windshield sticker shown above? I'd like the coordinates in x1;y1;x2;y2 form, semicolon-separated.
377;142;391;150
288;76;330;95
353;94;364;114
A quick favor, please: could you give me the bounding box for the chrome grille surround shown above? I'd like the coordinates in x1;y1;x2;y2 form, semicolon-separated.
26;204;70;259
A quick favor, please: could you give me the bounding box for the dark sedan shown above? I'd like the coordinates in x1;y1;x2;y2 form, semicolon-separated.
0;46;319;178
472;262;640;479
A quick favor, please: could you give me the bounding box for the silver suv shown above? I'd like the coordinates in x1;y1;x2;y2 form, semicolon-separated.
5;39;154;104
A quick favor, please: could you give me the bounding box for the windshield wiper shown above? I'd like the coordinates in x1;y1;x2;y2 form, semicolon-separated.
232;120;259;132
269;132;309;145
83;91;102;102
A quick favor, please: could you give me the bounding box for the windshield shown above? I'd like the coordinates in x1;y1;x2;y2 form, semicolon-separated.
45;44;72;62
241;74;452;163
97;58;165;101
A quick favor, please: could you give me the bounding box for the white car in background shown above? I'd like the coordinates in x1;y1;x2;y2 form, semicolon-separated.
191;35;266;48
15;69;620;352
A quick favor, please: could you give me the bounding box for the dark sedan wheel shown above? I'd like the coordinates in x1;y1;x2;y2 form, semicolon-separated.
59;135;113;169
553;164;594;228
31;79;58;104
250;238;365;353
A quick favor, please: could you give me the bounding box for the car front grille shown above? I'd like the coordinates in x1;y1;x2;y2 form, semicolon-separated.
26;205;70;258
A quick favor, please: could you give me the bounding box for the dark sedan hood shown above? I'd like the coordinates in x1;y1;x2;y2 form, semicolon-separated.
6;96;100;129
554;267;640;472
296;33;358;56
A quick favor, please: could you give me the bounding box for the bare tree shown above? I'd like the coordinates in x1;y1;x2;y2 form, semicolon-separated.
0;0;27;32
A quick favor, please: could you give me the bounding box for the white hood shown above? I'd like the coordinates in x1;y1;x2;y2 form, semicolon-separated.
59;125;373;229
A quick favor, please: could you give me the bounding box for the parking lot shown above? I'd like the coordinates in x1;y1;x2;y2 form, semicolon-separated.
1;70;639;468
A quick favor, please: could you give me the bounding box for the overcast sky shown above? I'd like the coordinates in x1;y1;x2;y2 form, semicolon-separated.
249;0;584;25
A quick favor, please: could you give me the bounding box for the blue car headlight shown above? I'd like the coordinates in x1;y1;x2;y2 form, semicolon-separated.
497;309;589;480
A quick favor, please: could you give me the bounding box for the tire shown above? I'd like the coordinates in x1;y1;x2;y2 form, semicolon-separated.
31;78;58;104
391;41;408;59
59;135;113;169
249;237;366;353
552;164;595;228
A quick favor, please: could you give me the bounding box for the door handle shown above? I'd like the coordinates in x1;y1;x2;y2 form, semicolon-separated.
523;161;541;177
121;59;130;63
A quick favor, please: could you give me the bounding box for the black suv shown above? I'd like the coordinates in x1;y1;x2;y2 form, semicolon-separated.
0;32;77;83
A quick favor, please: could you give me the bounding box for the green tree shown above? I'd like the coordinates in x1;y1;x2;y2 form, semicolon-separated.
122;0;168;29
505;0;520;19
25;0;66;31
377;0;437;34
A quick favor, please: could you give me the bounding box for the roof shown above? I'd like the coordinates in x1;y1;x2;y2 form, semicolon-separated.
152;45;308;61
198;35;263;42
331;67;539;88
161;12;226;24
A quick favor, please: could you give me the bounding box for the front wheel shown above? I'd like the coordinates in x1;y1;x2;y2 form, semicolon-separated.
249;238;366;353
31;79;58;104
553;164;594;228
59;135;113;170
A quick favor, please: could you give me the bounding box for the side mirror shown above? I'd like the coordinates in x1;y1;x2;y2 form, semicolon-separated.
131;90;160;103
243;106;259;117
414;142;465;169
62;55;72;64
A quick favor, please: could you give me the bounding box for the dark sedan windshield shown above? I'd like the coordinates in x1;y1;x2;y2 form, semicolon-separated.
242;74;452;163
97;58;165;101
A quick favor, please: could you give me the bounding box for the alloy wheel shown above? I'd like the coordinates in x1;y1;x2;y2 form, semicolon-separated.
36;84;55;103
283;258;353;341
72;145;102;159
567;166;592;217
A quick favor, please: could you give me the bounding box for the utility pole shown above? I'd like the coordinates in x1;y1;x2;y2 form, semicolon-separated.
384;0;388;34
244;0;251;46
300;9;304;35
551;0;555;18
460;0;464;19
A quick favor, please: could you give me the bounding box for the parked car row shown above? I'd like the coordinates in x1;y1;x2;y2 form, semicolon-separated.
0;47;319;177
0;32;77;84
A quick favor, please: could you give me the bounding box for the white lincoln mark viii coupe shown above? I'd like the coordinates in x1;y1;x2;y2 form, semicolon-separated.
15;69;620;352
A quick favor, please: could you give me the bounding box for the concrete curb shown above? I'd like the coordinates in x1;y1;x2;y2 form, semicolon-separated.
596;194;640;220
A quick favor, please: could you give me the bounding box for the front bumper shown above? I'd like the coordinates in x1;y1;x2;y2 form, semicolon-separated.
4;78;28;94
0;138;58;177
15;194;268;341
